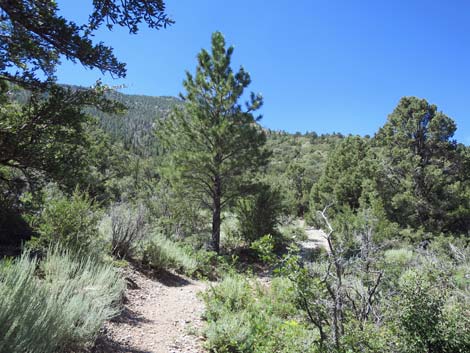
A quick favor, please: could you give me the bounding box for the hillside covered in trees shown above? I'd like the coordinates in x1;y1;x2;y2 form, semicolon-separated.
0;1;469;353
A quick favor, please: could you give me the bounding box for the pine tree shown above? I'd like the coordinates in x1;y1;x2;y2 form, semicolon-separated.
158;32;269;253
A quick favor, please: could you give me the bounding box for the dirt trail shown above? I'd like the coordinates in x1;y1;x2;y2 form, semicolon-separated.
93;267;207;353
90;220;328;353
298;219;330;255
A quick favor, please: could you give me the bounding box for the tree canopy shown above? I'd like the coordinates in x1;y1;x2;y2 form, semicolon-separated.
374;97;469;235
0;0;172;88
310;135;371;214
308;96;470;239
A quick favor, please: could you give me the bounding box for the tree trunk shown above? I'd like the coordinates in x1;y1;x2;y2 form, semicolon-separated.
211;175;222;254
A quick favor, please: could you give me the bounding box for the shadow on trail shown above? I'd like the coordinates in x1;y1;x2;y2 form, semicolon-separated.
126;259;192;288
153;269;192;287
92;335;153;353
110;307;153;326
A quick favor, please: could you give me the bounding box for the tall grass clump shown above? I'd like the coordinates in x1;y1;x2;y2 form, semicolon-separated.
142;233;198;276
0;248;124;353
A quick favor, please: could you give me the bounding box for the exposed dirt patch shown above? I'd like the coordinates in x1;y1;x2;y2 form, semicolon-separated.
298;219;330;259
92;267;207;353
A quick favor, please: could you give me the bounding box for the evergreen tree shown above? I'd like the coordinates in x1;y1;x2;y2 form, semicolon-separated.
235;183;283;245
374;96;468;235
157;32;269;253
309;135;371;215
285;162;309;216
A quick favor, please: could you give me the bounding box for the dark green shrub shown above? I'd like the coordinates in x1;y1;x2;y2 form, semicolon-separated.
235;183;283;245
250;234;276;264
396;270;470;353
187;248;231;280
28;188;100;254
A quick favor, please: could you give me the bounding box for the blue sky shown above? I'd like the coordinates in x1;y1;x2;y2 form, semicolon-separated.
57;0;470;144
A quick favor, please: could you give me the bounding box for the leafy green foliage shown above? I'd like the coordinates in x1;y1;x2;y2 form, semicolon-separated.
141;233;232;279
0;0;172;245
265;131;343;216
395;268;470;353
278;210;470;353
373;96;469;235
308;97;470;240
147;179;211;240
1;12;469;353
0;84;127;245
28;188;100;254
202;274;316;353
204;208;466;353
250;234;277;264
310;135;371;215
0;85;121;190
0;248;124;353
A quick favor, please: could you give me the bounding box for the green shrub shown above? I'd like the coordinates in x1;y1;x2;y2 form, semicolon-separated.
395;269;470;353
265;277;299;318
186;248;233;280
220;212;244;250
28;188;100;254
340;321;392;353
235;183;283;245
250;234;276;264
202;274;316;353
202;274;253;321
0;248;124;353
202;275;255;353
142;233;198;276
144;237;229;279
205;310;255;353
428;235;469;259
252;319;317;353
384;248;414;266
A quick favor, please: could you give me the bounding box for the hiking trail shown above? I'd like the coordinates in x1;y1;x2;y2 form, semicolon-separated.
93;267;207;353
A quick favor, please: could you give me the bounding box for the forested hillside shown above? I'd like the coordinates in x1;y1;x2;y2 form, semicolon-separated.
90;91;181;156
97;90;345;217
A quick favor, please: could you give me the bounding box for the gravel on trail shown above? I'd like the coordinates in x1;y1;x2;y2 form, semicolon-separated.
92;267;207;353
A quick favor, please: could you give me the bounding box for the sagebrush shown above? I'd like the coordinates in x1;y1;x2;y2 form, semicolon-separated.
0;248;124;353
